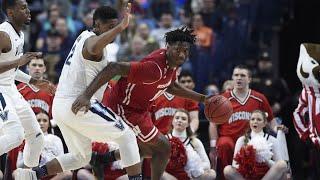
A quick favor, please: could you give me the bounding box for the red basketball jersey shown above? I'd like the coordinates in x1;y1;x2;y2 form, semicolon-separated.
105;49;177;112
219;89;273;140
17;83;54;117
150;92;199;134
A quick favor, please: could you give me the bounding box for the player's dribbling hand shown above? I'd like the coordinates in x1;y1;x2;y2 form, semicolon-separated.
18;52;42;66
72;94;91;115
30;78;56;95
119;3;132;30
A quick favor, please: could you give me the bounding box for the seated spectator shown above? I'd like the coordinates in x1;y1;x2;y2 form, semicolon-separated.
192;13;214;48
136;23;160;54
224;110;288;180
222;80;234;92
16;111;72;179
166;109;216;180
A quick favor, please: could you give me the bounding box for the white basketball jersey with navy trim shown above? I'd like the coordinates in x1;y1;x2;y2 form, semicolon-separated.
0;22;24;88
55;30;109;101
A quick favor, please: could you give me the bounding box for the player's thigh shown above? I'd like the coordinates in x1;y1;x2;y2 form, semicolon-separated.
54;100;130;142
118;106;159;143
55;119;91;157
0;92;22;132
14;97;41;134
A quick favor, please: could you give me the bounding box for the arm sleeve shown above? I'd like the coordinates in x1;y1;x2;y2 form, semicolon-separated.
15;69;31;83
271;136;283;162
54;136;64;155
186;99;199;111
292;89;310;141
232;136;245;168
260;94;274;121
127;61;162;84
192;138;211;170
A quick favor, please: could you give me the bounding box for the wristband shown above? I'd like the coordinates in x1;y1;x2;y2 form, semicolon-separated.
15;69;31;83
210;140;217;147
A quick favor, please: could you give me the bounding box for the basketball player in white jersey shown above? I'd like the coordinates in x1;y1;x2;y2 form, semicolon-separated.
0;0;55;172
18;4;142;180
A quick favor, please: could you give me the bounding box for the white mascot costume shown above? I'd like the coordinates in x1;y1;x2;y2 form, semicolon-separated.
293;43;320;147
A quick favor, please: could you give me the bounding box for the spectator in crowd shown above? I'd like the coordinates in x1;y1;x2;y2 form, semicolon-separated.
117;36;146;62
190;13;214;92
41;29;64;83
209;65;275;179
150;13;175;48
136;23;160;54
148;0;175;20
222;80;234;92
224;110;288;180
251;51;291;117
166;109;216;179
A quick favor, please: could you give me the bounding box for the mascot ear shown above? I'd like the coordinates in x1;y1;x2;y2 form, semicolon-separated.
300;44;309;58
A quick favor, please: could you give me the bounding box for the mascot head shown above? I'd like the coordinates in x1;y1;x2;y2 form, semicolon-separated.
297;43;320;87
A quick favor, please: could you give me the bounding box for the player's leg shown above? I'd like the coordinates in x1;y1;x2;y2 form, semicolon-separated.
0;93;24;156
216;136;235;179
117;107;170;180
30;118;93;179
87;102;142;179
147;134;171;180
223;165;244;180
16;97;44;167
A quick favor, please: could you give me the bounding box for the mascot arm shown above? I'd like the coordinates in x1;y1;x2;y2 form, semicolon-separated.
293;89;310;141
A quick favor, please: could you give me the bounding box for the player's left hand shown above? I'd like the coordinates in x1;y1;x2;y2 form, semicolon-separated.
276;124;289;133
72;94;91;115
29;78;56;95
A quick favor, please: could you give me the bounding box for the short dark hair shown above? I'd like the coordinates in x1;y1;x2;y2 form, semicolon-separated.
178;70;194;81
93;6;118;23
233;64;252;77
2;0;17;14
165;26;196;45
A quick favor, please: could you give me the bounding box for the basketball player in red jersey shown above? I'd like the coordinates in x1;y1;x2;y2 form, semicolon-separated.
72;27;209;180
17;58;54;117
209;65;275;179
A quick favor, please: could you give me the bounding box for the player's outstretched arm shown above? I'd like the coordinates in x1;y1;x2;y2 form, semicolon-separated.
167;81;206;102
82;3;132;59
71;62;130;114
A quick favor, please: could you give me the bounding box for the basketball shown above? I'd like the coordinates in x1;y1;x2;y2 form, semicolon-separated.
204;95;233;124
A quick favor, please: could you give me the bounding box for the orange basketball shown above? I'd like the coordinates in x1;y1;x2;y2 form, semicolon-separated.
204;95;233;124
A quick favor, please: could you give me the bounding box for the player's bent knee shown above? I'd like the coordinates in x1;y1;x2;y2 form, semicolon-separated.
223;165;234;178
11;130;24;149
155;135;171;155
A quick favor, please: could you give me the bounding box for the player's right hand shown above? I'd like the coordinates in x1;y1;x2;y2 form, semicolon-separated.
209;147;217;170
119;3;132;30
72;94;91;115
18;52;42;66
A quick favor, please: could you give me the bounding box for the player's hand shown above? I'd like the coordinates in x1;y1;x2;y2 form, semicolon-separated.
29;78;56;95
72;94;91;115
18;52;42;66
276;124;289;134
209;147;217;170
119;3;132;30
